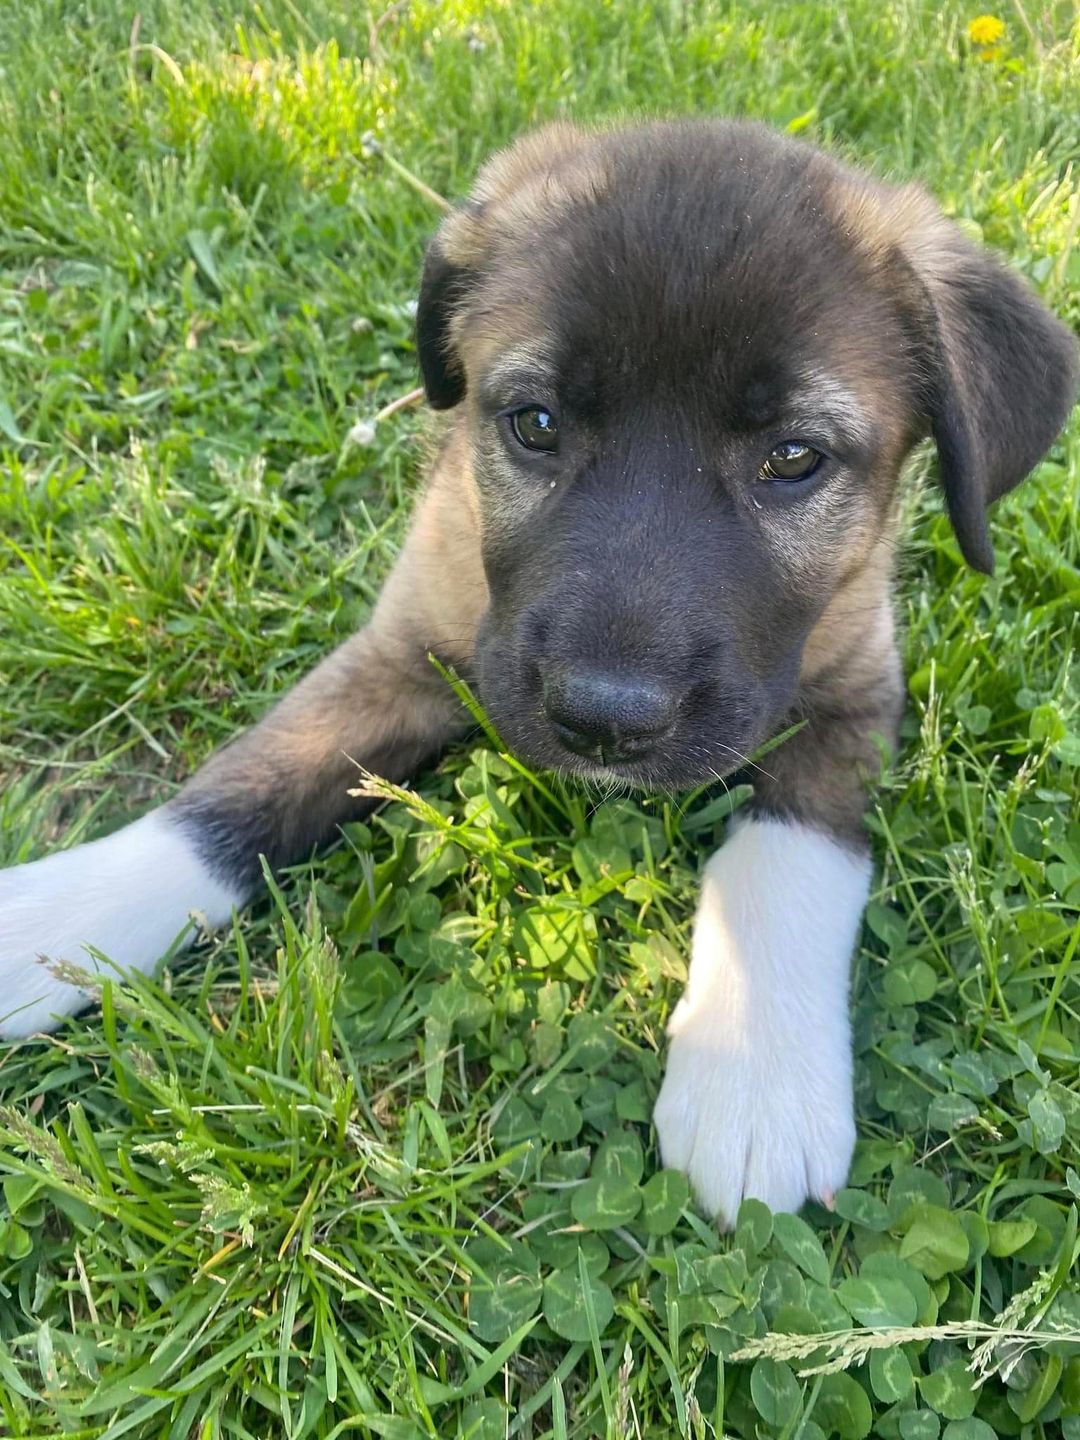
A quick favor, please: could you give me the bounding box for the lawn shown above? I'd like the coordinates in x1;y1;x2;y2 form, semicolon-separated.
0;0;1079;1435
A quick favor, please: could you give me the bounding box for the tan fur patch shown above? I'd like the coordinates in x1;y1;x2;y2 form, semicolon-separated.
438;123;608;269
826;167;965;290
800;535;899;692
761;538;904;846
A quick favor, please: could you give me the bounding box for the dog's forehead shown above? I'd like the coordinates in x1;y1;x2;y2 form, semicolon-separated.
473;126;898;426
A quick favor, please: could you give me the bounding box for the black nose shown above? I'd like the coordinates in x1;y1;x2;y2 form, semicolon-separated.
543;668;679;764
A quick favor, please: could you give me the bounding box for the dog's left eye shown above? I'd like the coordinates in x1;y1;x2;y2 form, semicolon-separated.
510;407;559;453
759;442;822;482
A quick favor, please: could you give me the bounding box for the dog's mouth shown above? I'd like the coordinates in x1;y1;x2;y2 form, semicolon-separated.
473;615;792;794
554;752;739;796
478;681;764;795
557;723;765;788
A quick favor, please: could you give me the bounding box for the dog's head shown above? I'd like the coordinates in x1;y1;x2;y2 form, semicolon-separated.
416;120;1077;788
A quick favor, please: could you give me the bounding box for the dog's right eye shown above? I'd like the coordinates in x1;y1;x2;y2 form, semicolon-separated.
759;441;823;482
510;407;559;453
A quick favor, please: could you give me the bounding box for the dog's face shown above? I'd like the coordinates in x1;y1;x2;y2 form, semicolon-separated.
416;121;1077;788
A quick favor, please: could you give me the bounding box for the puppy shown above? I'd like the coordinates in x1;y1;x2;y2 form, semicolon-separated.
1;121;1075;1224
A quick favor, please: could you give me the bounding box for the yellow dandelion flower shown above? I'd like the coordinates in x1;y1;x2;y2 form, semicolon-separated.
966;14;1005;45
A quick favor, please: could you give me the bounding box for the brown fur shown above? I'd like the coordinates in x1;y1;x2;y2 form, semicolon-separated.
770;543;905;844
170;119;1075;894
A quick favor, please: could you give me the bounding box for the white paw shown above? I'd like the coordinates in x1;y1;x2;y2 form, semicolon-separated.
0;810;241;1040
654;995;857;1223
654;817;871;1225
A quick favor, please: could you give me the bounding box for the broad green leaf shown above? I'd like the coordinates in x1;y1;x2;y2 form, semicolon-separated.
815;1371;873;1439
464;1236;537;1275
927;1093;979;1131
736;1197;773;1254
531;1021;564;1069
1028;1089;1067;1153
1061;1355;1080;1409
527;1221;606;1272
1014;1194;1068;1264
565;1014;617;1070
771;1304;823;1337
1013;1352;1063;1423
594;1129;645;1184
750;1357;802;1427
959;703;991;735
870;1347;914;1403
859;1254;935;1325
760;1259;807;1314
576;1234;611;1277
468;1267;542;1341
579;1076;620;1129
540;1094;582;1143
919;1360;977;1420
899;1207;970;1280
1030;703;1067;744
804;1280;854;1332
1044;1287;1080;1337
513;904;594;976
462;1399;508;1440
849;1139;909;1186
542;1267;614;1341
570;1175;642;1230
836;1274;918;1327
865;901;909;956
537;981;571;1025
615;1079;652;1123
957;1211;988;1263
941;1422;996;1440
772;1212;831;1285
407;891;441;931
887;1167;950;1225
571;837;633;888
428;975;493;1032
948;1053;998;1099
898;1413;941;1440
0;1221;32;1260
640;1170;689;1236
693;1249;749;1298
342;952;403;1011
3;1175;41;1215
834;1188;889;1231
492;1096;539;1147
884;959;938;1006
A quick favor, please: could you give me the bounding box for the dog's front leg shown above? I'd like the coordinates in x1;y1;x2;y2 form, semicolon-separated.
0;446;487;1039
654;595;904;1224
653;816;870;1224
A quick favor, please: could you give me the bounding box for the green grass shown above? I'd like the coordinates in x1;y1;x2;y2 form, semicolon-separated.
0;0;1078;1435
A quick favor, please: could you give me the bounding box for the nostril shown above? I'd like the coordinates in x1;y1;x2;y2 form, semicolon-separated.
543;669;679;762
550;719;604;759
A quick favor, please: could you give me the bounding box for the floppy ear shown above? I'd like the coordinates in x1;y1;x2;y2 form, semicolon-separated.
415;235;475;410
901;201;1078;572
